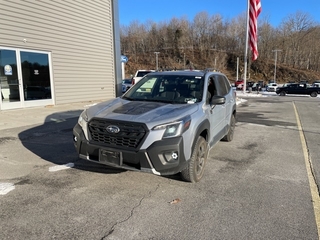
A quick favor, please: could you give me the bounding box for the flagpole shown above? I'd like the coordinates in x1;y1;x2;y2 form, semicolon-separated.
243;0;250;93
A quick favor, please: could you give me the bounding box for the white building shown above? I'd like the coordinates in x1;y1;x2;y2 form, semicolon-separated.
0;0;121;111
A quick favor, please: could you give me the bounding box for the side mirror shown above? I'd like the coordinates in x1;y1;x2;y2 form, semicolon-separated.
210;96;226;106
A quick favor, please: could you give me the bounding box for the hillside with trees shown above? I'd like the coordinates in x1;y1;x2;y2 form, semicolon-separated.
120;11;320;84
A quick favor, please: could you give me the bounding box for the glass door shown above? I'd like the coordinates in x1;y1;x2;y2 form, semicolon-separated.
0;49;22;109
0;48;53;110
20;51;52;107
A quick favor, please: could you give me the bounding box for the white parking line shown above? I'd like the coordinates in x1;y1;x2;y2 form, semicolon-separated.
0;182;15;195
0;163;75;195
49;163;75;172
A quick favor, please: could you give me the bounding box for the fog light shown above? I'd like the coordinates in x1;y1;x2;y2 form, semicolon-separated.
172;152;178;159
162;151;179;163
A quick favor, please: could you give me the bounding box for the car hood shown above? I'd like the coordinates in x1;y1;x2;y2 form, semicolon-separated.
85;98;199;124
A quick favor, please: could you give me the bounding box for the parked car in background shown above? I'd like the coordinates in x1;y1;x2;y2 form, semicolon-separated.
276;83;320;97
251;83;262;91
257;80;265;88
122;79;132;93
131;70;155;85
266;83;278;92
235;80;244;90
122;85;126;93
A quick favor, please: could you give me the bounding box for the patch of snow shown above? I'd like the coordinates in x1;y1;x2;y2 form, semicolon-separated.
0;183;15;195
49;163;75;172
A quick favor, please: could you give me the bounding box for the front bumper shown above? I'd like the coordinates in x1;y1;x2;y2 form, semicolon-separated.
73;124;188;176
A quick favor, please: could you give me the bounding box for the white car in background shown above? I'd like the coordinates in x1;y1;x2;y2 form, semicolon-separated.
312;81;320;87
131;70;155;85
266;83;278;92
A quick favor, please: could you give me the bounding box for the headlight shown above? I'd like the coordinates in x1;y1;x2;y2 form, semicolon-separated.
78;110;88;126
153;116;191;138
78;110;89;139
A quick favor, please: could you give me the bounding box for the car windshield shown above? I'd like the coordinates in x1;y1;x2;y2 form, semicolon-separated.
122;73;204;104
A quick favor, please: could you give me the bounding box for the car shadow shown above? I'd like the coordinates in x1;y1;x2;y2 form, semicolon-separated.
18;110;125;175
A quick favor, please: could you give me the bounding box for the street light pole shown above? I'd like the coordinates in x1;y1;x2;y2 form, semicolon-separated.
272;49;282;83
154;52;160;71
236;57;239;80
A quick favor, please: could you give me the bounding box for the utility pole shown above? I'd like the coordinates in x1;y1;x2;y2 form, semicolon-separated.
272;49;282;83
236;57;239;80
154;52;160;71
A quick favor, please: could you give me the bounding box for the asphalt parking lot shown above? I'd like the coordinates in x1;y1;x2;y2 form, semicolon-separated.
1;93;320;239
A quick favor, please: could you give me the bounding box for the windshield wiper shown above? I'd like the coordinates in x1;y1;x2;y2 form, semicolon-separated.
122;96;156;102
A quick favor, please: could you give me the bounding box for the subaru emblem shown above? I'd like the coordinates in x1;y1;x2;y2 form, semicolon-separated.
106;125;120;134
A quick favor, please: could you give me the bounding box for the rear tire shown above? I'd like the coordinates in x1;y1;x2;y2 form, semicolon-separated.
222;114;236;142
310;92;317;97
180;136;208;183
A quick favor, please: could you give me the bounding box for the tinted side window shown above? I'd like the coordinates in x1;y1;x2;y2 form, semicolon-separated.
223;77;232;92
216;75;228;96
222;76;231;93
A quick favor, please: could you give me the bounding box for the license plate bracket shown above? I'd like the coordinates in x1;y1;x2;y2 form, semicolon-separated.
99;149;122;166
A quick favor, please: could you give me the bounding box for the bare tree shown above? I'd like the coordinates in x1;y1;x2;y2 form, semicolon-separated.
120;10;320;80
279;11;316;68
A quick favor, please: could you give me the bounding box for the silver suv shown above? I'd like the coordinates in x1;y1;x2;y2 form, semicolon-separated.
73;70;236;182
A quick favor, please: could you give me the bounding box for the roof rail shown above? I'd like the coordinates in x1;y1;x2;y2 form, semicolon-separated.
203;68;220;73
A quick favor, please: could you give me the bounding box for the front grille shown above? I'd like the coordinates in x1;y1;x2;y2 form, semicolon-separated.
88;118;148;149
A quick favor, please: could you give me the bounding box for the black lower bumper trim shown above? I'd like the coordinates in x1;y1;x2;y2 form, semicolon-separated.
73;124;188;175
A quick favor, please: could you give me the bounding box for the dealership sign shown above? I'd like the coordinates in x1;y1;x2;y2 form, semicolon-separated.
121;55;128;63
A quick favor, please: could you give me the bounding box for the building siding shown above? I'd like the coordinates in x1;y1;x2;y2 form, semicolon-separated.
0;0;119;105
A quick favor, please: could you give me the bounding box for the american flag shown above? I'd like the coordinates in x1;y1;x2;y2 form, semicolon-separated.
249;0;262;61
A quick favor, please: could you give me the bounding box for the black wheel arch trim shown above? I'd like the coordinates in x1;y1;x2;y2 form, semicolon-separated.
191;119;210;153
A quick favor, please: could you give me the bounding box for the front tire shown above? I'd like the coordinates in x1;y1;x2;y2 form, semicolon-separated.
279;91;286;96
180;136;208;183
